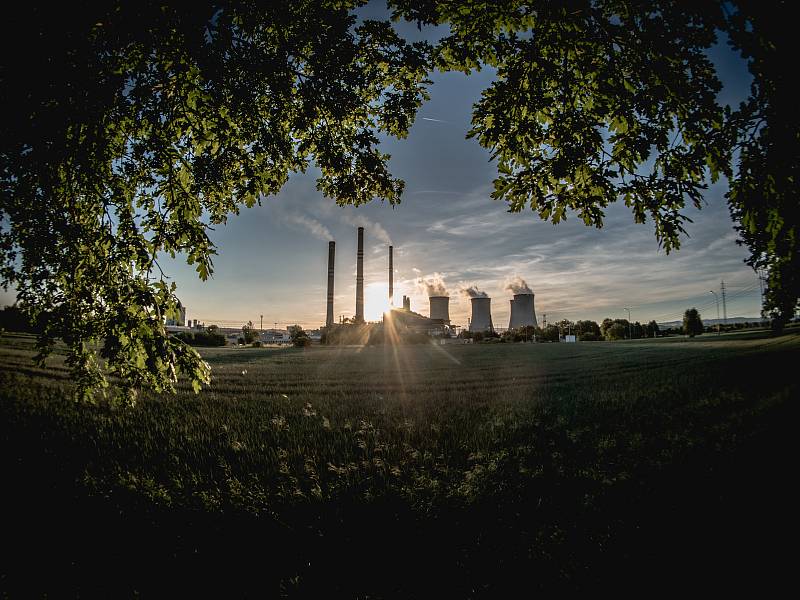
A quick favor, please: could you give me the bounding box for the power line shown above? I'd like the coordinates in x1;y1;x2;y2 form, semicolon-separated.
645;282;759;324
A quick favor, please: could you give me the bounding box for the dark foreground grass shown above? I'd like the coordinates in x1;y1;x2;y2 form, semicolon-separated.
1;332;798;597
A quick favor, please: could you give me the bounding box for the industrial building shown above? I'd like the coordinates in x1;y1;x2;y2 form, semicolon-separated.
429;296;450;323
469;296;494;332
321;225;544;340
508;292;538;329
385;248;451;336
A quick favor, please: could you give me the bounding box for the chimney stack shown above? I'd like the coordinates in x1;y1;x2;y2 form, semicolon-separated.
326;241;335;327
388;245;393;307
355;227;364;323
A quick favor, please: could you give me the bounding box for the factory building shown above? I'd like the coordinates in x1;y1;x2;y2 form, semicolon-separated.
323;225;504;338
386;252;450;336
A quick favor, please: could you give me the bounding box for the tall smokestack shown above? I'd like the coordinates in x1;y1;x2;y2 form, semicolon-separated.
326;241;335;327
388;245;393;306
355;226;364;323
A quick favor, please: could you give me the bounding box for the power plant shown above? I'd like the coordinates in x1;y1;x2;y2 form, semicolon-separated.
508;292;537;328
429;296;450;323
321;225;541;339
469;296;493;332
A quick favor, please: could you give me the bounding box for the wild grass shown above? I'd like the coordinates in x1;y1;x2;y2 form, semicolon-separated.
1;331;797;597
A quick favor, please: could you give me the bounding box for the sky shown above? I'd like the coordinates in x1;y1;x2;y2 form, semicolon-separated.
1;4;763;329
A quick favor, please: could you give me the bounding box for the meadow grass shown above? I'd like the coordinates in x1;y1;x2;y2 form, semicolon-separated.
1;331;797;596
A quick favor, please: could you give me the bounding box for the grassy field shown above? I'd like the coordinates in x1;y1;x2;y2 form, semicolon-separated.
1;331;797;596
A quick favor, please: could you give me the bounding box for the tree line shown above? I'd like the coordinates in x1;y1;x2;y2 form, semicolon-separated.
459;318;660;342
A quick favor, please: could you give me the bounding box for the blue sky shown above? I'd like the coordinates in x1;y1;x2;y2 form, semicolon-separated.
156;11;759;330
1;5;763;329
158;60;760;329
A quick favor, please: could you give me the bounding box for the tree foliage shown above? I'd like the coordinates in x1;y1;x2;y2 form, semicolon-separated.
723;1;799;328
646;320;660;338
241;321;258;345
289;325;312;347
1;1;797;399
393;0;797;324
0;2;430;402
683;308;704;337
574;320;601;341
394;0;728;250
174;330;226;347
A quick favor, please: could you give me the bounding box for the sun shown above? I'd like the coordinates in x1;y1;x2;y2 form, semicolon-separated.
364;282;390;321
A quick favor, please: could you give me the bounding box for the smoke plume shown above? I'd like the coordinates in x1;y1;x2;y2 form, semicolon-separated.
505;276;533;295
341;213;392;245
418;273;448;297
283;213;333;241
461;285;489;298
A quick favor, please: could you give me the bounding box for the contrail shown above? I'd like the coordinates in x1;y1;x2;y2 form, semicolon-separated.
422;117;449;123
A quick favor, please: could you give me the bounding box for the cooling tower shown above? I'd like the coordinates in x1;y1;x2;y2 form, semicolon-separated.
469;297;493;332
388;245;393;306
355;227;364;323
508;293;537;328
429;296;450;323
326;241;335;327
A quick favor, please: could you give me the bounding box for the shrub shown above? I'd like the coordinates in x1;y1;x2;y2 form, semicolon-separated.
174;331;226;347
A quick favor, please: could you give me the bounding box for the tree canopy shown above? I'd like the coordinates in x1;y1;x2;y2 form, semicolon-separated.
683;308;704;337
1;1;430;402
1;1;796;400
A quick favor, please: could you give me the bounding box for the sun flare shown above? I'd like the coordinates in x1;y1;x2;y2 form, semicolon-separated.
364;282;391;322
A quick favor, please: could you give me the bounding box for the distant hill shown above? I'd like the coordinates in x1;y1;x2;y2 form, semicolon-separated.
657;317;766;328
